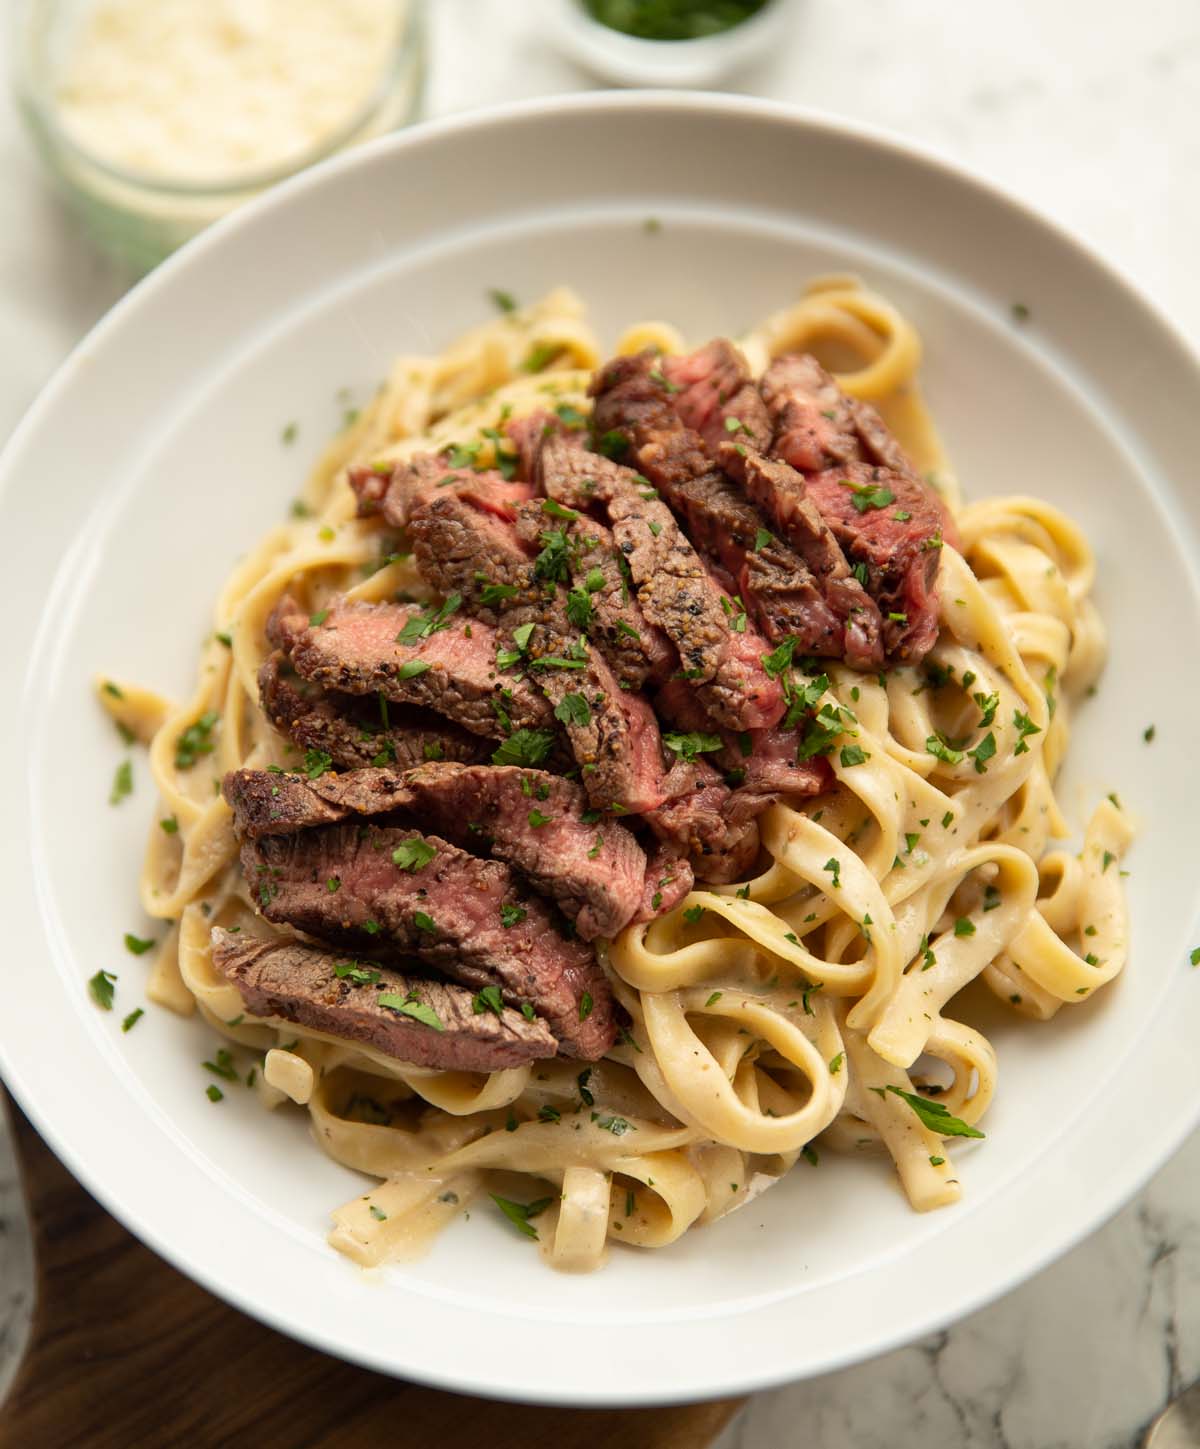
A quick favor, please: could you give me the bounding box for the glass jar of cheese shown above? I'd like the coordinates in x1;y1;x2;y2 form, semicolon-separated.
14;0;425;273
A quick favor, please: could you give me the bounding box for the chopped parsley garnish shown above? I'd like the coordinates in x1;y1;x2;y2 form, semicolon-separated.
174;709;220;770
479;581;520;607
1013;709;1041;754
828;1051;844;1075
969;731;997;773
801;980;822;1014
973;690;999;728
334;961;382;986
565;587;594;631
1102;850;1116;872
203;1048;239;1081
556;403;588;429
929;1155;945;1167
584;566;606;593
522;342;560;373
304;748;333;780
649;367;681;393
579;992;594;1021
491;1193;552;1239
886;1085;984;1138
555;692;592;728
215;631;233;647
925;734;964;765
123;933;155;956
586;835;604;860
109;759;133;804
121;1008;144;1032
206;1085;224;1103
647;520;662;537
953;917;976;937
542;498;579;521
904;832;920;854
1011;302;1031;323
500;903;527;929
377;992;443;1029
683;905;706;925
473;985;504;1016
391;838;436;872
491;729;556;768
983;884;1001;912
663;730;723;763
1144;724;1157;743
801;1145;819;1167
762;636;798;679
368;1204;388;1221
488;288;518;313
823;857;841;889
89;969;117;1010
309;609;329;627
528;809;553;829
577;1069;595;1106
839;744;868;768
595;429;629;459
534;527;574;584
398;656;431;679
941;811;954;829
753;527;773;552
1191;947;1200;967
842;479;895;513
160;816;179;834
396;593;463;645
411;912;437;935
596;1115;632;1135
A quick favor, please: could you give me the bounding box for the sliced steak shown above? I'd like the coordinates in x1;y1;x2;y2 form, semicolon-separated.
634;844;695;922
258;653;489;772
761;353;956;662
513;504;674;690
224;762;646;942
718;444;884;668
507;407;588;488
408;489;538;622
268;594;551;738
801;462;950;661
662;339;772;453
643;761;762;884
211;921;553;1072
243;824;615;1058
655;678;832;804
540;428;784;732
210;928;555;1070
349;452;533;529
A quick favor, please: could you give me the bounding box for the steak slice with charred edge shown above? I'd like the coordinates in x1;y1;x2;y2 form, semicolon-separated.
801;461;950;662
242;824;615;1058
349;453;533;529
267;594;551;739
655;678;833;804
642;760;763;884
538;430;784;732
633;843;695;922
258;653;490;772
224;762;646;942
210;927;556;1070
718;444;885;668
513;504;675;690
760;353;957;662
662;338;773;453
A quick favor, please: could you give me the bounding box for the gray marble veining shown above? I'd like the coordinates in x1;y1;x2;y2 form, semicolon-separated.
2;1;1198;1439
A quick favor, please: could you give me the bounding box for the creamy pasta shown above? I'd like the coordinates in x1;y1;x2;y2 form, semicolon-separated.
99;279;1131;1273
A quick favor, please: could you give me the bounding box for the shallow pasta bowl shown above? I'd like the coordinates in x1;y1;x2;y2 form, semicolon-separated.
2;92;1199;1407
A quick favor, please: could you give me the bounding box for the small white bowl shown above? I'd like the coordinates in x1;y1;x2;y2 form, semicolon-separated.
541;0;795;87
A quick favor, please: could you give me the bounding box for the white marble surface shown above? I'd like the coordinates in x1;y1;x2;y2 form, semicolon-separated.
2;0;1199;1442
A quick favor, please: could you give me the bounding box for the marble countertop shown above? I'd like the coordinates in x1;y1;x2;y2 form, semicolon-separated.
3;1;1198;1442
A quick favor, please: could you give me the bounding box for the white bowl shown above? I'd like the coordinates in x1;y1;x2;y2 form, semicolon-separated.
541;0;795;86
3;92;1199;1407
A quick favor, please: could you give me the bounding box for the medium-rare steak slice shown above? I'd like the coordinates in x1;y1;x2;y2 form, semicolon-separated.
801;461;949;662
643;761;763;884
760;353;957;662
590;347;884;668
655;678;833;804
408;490;538;623
497;589;671;816
662;338;773;453
633;843;695;923
224;762;646;942
512;502;674;690
538;431;784;732
210;928;555;1070
349;452;533;529
268;594;551;738
718;444;884;668
258;653;490;772
242;824;615;1058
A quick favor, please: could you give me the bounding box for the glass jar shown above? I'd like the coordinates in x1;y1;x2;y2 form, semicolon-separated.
13;0;425;274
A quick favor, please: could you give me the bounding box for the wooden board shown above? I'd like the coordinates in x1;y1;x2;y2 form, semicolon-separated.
0;1096;741;1448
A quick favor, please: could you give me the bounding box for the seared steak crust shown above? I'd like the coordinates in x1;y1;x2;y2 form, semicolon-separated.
268;594;551;738
210;927;555;1070
258;653;489;772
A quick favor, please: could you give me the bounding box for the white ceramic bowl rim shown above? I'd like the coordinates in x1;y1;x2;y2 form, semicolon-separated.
2;91;1199;1407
